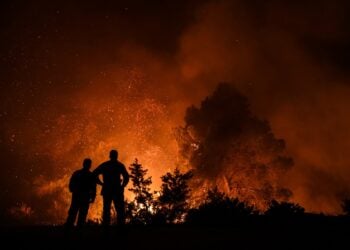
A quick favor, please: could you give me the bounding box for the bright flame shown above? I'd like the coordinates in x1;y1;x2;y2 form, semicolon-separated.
30;68;181;223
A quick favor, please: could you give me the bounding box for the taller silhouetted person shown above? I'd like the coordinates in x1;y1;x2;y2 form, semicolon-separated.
65;158;96;227
93;149;129;225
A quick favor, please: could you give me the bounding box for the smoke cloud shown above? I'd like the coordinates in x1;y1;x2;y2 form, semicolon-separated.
2;0;350;223
176;0;350;213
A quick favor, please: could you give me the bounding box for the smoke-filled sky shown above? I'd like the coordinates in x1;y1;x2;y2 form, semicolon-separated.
2;0;350;223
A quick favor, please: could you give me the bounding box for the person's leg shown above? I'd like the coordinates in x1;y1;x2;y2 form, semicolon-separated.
77;200;90;227
65;194;79;227
114;193;125;225
114;194;127;248
103;195;112;226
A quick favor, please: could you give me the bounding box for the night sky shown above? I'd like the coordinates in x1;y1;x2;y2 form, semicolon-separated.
2;0;350;224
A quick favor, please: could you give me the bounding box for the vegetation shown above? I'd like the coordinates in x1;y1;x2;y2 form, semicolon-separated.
126;162;194;224
265;200;305;217
111;160;350;226
127;159;154;224
186;187;256;225
155;168;193;224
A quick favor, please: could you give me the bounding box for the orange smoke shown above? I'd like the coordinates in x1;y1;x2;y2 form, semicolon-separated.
176;0;350;214
28;65;182;223
8;0;350;224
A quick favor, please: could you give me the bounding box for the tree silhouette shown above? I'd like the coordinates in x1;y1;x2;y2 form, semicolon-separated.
175;83;293;208
265;200;305;217
157;168;193;223
127;159;153;224
186;187;255;225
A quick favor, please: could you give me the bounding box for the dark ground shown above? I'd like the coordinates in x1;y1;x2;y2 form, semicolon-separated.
2;216;349;250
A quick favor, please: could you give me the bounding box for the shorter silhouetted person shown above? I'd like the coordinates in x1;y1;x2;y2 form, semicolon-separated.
65;158;96;227
93;149;129;225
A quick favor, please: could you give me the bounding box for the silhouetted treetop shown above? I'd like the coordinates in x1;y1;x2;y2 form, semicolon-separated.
175;82;293;209
127;159;153;224
129;159;153;209
157;168;193;223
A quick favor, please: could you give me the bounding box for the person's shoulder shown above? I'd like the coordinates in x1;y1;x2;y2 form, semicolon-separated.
73;169;81;175
72;169;82;177
99;161;110;167
117;161;126;168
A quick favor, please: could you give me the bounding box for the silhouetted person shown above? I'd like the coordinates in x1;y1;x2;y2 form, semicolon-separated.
93;149;129;225
65;158;96;227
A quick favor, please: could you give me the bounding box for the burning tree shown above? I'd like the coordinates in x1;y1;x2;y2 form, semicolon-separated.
175;83;294;210
127;159;153;224
156;168;193;223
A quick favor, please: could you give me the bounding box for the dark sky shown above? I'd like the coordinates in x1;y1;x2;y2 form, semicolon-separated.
2;0;350;224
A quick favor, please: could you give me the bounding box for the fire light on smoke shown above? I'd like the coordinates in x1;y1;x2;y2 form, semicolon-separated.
175;83;293;210
28;67;180;223
9;202;34;220
4;0;350;225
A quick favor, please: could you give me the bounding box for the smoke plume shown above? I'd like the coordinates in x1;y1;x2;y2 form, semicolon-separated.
2;0;350;224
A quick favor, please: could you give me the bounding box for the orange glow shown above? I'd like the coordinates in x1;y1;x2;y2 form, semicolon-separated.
29;67;182;223
6;1;350;224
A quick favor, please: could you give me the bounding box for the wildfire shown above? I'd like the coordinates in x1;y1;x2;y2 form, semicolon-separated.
26;68;180;223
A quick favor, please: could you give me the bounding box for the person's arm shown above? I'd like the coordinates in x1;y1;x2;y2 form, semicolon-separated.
89;175;97;203
121;164;129;188
92;163;104;186
68;172;77;193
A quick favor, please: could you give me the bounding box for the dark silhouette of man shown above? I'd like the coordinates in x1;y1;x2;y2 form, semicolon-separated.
65;158;96;227
93;149;129;225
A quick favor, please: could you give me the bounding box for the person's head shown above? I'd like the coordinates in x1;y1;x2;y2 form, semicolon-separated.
83;158;92;170
109;149;118;160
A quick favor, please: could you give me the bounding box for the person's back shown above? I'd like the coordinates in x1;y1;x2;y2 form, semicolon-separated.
95;160;128;196
66;158;96;227
70;168;95;197
93;149;129;225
